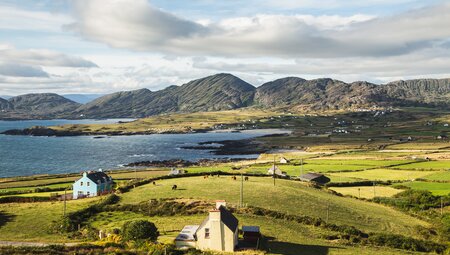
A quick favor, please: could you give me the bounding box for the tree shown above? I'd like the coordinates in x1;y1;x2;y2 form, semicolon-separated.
121;220;159;241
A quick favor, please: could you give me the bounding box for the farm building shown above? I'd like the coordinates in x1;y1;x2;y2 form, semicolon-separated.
242;226;261;243
279;157;290;164
175;200;239;252
267;165;286;177
168;168;186;176
73;171;113;199
299;173;330;185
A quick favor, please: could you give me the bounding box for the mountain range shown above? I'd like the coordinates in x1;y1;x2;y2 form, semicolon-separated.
1;73;450;120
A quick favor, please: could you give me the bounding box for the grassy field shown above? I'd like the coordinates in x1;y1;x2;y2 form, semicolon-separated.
119;176;428;236
423;170;450;181
327;169;437;181
329;186;403;199
393;161;450;170
394;181;450;196
0;197;101;241
89;211;418;255
50;109;278;134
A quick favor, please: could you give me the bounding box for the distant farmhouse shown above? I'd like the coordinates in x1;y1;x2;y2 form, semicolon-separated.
267;165;286;177
279;157;290;164
299;173;330;185
73;171;113;199
175;200;260;252
168;168;186;176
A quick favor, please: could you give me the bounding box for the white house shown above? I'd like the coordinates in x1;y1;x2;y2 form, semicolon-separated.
168;168;186;176
73;171;113;199
175;201;239;252
279;157;290;164
267;165;286;177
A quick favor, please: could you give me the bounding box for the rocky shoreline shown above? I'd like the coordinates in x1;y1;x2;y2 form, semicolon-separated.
0;126;204;136
124;158;250;168
182;133;289;155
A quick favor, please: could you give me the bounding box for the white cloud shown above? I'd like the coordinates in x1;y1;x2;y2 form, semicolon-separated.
69;0;450;58
0;63;49;77
0;46;98;68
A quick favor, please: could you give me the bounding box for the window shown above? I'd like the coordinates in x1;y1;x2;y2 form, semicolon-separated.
78;191;83;195
204;228;210;239
87;182;90;186
80;181;83;186
87;191;90;196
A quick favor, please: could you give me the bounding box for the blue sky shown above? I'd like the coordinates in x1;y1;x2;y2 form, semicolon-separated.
0;0;450;95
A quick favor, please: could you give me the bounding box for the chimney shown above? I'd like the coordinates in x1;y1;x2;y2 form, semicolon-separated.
82;172;87;177
209;209;221;220
215;200;226;209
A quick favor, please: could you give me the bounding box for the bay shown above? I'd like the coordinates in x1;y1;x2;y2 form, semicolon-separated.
0;119;287;177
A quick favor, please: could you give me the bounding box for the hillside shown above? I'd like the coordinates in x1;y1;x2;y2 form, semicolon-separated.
0;97;13;110
383;79;450;107
2;74;450;120
72;73;255;118
0;93;80;119
254;78;384;109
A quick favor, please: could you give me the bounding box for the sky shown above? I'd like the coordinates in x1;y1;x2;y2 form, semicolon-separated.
1;0;450;95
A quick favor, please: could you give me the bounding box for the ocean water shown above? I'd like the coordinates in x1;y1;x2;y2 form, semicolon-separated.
0;119;288;177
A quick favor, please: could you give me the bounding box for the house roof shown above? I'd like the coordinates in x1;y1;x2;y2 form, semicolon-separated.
219;206;238;231
197;206;238;233
242;226;260;233
86;171;111;183
300;173;325;181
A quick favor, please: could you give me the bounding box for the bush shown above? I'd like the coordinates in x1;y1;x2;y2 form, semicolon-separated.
367;233;446;253
121;220;159;242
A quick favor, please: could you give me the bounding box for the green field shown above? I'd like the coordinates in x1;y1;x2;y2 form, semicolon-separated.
423;170;450;181
119;176;428;236
394;181;450;196
0;197;101;241
329;186;402;199
327;169;437;181
89;211;418;255
393;161;450;170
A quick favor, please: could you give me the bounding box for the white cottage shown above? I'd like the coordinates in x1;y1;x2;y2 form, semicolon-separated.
267;165;286;177
175;201;239;252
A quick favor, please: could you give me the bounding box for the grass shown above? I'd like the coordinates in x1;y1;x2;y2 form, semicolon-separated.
394;181;450;196
50;109;278;134
0;196;102;241
119;176;428;236
89;211;419;255
422;171;450;181
393;161;450;170
329;186;402;199
327;169;437;181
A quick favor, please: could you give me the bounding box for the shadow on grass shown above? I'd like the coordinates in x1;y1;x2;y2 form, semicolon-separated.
0;211;15;228
263;236;343;255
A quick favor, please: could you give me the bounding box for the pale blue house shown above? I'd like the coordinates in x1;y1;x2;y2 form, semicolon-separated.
73;171;113;199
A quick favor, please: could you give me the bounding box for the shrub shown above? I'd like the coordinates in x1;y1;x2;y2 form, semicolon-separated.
121;220;159;242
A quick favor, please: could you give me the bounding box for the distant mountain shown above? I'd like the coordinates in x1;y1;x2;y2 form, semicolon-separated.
1;93;80;119
72;73;255;118
62;94;104;104
383;79;450;107
0;97;13;110
1;74;450;120
254;78;385;110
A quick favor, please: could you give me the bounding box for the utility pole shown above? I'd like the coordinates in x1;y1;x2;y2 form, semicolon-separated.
273;156;276;186
326;200;330;223
441;197;444;216
358;188;361;199
63;189;67;217
240;174;244;208
373;181;376;198
300;158;304;177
